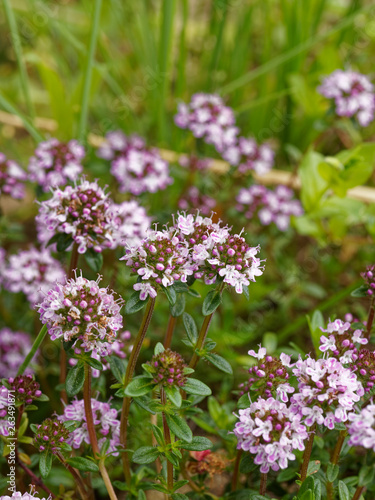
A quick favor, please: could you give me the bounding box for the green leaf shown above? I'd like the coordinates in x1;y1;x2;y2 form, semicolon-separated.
125;291;146;315
165;386;182;408
170;293;186;317
132;446;160;464
239;453;259;474
204;353;233;374
180;436;213;451
39;452;52;478
351;285;369;297
124;376;154;397
55;233;74;253
151;424;165;446
338;480;350;500
182;313;198;345
165;413;193;443
358;465;375;486
299;149;328;212
164;285;177;306
66;457;99;472
154;342;165;355
238;393;250;409
306;309;325;355
172;494;189;500
138;490;147;500
202;289;222;316
84;248;103;273
133;395;156;415
172;282;189;293
85;357;103;371
183;378;212;396
109;356;126;383
327;463;339;482
65;363;85;397
298;476;315;497
307;460;321;476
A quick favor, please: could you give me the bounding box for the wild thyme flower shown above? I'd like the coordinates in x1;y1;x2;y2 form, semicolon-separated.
290;356;364;429
351;349;375;393
0;153;27;199
147;349;187;387
7;375;42;405
233;396;308;473
69;330;132;378
58;398;120;455
178;186;216;216
28;138;84;191
223;136;274;176
1;491;50;500
37;274;124;355
0;328;33;378
347;403;375;451
318;70;375;126
35;178;119;254
236;185;303;231
97;131;172;195
239;345;293;402
106;200;151;249
121;227;194;300
0;386;11;437
34;417;70;454
319;318;368;364
3;247;66;305
175;93;239;153
361;265;375;296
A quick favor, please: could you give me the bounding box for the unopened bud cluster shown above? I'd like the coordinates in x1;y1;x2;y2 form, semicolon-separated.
147;349;187;387
7;375;42;405
34;418;70;454
351;349;375;392
361;265;375;296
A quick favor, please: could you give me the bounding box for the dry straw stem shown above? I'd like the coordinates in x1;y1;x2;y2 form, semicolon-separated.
1;110;375;204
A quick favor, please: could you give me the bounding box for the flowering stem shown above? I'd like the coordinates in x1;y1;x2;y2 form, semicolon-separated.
189;313;214;369
17;324;47;376
83;363;118;500
365;297;375;339
326;430;347;500
231;449;243;491
300;423;316;483
161;388;174;495
164;314;177;349
352;485;365;500
259;473;267;495
120;297;156;484
56;451;88;500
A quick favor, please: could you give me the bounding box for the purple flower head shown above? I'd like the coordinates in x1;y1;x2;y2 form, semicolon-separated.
223;137;274;176
351;349;375;393
318;70;375;126
121;227;194;300
1;491;51;500
236;185;303;231
239;345;293;402
6;375;42;405
319;318;368;363
58;398;120;455
105;200;151;249
2;247;66;305
361;265;375;296
69;330;131;378
174;93;239;153
36;178;119;254
34;417;70;454
233;396;308;473
347;403;375;451
0;153;27;199
147;348;188;388
28;138;84;192
178;154;212;171
0;328;34;378
178;186;216;216
37;273;124;355
291;356;364;429
97;131;172;195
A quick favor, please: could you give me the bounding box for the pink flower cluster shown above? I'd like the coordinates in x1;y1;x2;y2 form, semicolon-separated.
348;403;375;451
223;137;274;176
58;398;120;455
318;70;375;126
234;396;308;473
178;186;216;216
97;131;172;195
2;247;66;305
361;265;375;296
37;274;124;355
1;491;50;500
36;178;150;254
0;328;33;378
236;185;303;231
0;153;27;199
319;318;368;364
28;138;84;192
175;93;238;153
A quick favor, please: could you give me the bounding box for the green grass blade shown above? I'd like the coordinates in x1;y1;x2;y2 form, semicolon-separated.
17;324;48;376
0;92;43;142
218;4;372;95
2;0;35;118
78;0;102;142
235;88;292;114
207;3;228;89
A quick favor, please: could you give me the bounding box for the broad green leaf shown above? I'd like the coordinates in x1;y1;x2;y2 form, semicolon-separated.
109;356;126;383
338;480;350;500
165;385;182;407
39;452;52;478
65;363;85;397
164;285;177;306
165;413;193;443
84;248;103;273
180;436;213;451
124;376;154;397
327;463;339;482
125;291;146;315
132;446;160;464
299;149;327;212
358;465;375;486
351;285;369;298
204;353;233;374
66;457;99;472
202;289;222;316
182;313;198;345
170;293;186;317
183;378;212;396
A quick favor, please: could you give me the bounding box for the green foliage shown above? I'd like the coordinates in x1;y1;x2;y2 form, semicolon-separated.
65;362;85;397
